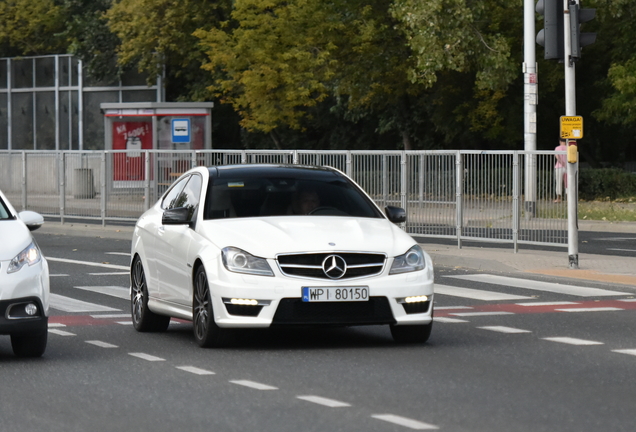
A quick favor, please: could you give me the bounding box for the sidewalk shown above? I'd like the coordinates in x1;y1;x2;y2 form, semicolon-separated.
38;219;636;288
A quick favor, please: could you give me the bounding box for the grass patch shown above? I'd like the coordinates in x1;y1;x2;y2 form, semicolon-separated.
579;198;636;222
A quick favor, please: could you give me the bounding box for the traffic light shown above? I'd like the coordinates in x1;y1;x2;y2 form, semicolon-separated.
569;1;596;61
536;0;564;61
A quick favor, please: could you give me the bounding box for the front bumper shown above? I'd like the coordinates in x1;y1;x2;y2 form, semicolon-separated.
207;255;435;328
0;296;49;335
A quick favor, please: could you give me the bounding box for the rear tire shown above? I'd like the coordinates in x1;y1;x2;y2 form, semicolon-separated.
11;331;47;358
131;256;170;332
390;322;432;344
193;266;230;348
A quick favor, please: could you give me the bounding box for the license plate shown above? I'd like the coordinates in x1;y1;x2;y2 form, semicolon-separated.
301;287;369;302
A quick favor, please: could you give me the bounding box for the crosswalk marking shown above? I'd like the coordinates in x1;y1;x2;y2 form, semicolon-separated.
516;301;579;307
612;349;636;356
47;256;128;270
435;284;533;301
434;317;469;323
49;293;121;313
75;286;129;300
48;329;76;336
448;274;626;297
176;366;215;375
229;380;278;390
555;307;623;313
478;326;531;334
450;311;514;317
86;340;118;348
129;352;165;361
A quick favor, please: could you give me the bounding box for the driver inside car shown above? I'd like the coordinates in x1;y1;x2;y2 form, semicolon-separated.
288;189;321;215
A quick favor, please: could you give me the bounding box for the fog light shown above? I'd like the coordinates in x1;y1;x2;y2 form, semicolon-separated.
230;298;258;306
25;303;38;316
404;295;428;303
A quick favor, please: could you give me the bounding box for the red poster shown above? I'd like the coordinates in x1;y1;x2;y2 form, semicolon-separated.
112;121;153;181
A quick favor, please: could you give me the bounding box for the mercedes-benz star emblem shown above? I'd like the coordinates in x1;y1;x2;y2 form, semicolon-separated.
322;255;347;279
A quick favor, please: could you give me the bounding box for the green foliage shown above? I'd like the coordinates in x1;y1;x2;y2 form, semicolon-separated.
0;0;66;55
579;168;636;200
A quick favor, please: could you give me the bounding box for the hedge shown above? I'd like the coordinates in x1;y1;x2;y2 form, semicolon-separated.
579;168;636;200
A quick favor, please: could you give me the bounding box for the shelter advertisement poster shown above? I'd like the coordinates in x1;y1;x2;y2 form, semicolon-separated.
112;121;153;181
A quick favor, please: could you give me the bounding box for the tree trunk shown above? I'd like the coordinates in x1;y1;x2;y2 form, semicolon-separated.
401;130;412;151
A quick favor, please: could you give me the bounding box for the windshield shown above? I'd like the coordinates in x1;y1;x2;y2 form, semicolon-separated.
0;195;13;220
204;175;383;220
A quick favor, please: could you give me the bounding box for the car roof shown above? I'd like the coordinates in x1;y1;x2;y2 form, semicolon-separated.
207;164;344;181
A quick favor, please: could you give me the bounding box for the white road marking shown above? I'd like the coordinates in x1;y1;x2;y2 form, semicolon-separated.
86;340;118;348
435;284;533;301
91;313;131;319
116;321;133;325
50;274;69;277
106;252;130;256
371;414;439;430
516;301;580;307
450;311;515;317
229;380;278;390
593;237;636;241
129;352;165;361
478;326;531;334
75;286;129;300
612;349;636;356
434;317;469;323
434;306;473;310
296;395;351;408
48;323;66;328
618;299;636;302
449;274;627;297
176;366;215;375
47;256;128;270
48;329;76;336
555;307;624;313
607;248;636;252
542;337;603;346
89;272;129;276
49;293;120;313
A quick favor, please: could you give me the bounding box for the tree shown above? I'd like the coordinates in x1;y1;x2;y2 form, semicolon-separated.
0;0;66;56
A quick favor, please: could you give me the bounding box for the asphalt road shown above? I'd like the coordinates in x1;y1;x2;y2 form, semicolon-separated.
1;231;635;432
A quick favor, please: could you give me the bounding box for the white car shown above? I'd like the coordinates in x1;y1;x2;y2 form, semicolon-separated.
0;190;49;357
130;164;434;347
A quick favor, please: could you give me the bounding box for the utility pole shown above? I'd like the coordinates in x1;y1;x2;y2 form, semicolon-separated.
523;0;538;219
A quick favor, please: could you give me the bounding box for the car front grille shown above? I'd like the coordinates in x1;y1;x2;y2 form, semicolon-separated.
277;252;385;280
271;297;395;326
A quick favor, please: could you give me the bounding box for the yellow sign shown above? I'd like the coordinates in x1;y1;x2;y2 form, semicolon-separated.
560;116;583;139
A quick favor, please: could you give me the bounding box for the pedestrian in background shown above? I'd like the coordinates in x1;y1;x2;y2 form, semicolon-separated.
554;138;568;203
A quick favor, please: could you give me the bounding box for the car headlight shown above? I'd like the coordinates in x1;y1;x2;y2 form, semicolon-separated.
222;247;274;276
389;245;425;275
8;241;42;274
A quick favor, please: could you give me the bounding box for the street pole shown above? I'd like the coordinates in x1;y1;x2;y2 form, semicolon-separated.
564;0;579;268
523;0;538;218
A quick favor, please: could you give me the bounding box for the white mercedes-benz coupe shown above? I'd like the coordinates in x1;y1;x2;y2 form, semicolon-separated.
130;164;434;347
0;189;49;357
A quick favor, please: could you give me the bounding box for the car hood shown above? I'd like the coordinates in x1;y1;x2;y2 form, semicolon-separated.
197;217;416;258
0;219;32;260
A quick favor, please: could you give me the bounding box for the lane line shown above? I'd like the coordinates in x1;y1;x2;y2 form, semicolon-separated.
86;340;118;348
449;274;627;297
49;293;120;313
129;352;165;361
607;248;636;252
48;323;66;328
176;366;215;375
555;307;624;313
371;414;439;430
229;380;278;390
89;272;129;276
297;395;351;408
542;337;603;346
435;306;473;310
478;326;531;334
48;329;76;336
116;321;133;325
435;284;533;301
516;301;580;307
75;286;129;300
619;299;636;302
612;349;636;356
106;252;131;256
434;317;469;323
47;256;128;270
450;311;514;317
50;274;69;277
91;313;131;319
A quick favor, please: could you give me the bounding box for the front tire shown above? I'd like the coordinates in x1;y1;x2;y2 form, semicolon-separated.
11;331;47;358
390;322;433;344
131;256;170;332
193;266;230;348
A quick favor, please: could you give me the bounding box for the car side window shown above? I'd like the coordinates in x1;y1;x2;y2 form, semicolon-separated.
0;197;11;219
161;177;189;210
179;174;202;220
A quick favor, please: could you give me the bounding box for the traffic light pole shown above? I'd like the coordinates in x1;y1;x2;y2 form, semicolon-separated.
523;0;538;219
564;0;579;268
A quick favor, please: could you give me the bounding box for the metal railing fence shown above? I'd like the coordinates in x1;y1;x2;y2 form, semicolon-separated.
0;149;569;250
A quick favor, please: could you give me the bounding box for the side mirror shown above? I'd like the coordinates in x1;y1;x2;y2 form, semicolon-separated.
18;210;44;231
162;207;192;226
385;206;406;224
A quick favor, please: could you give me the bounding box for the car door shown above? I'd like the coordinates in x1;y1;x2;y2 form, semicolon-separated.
156;174;203;306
